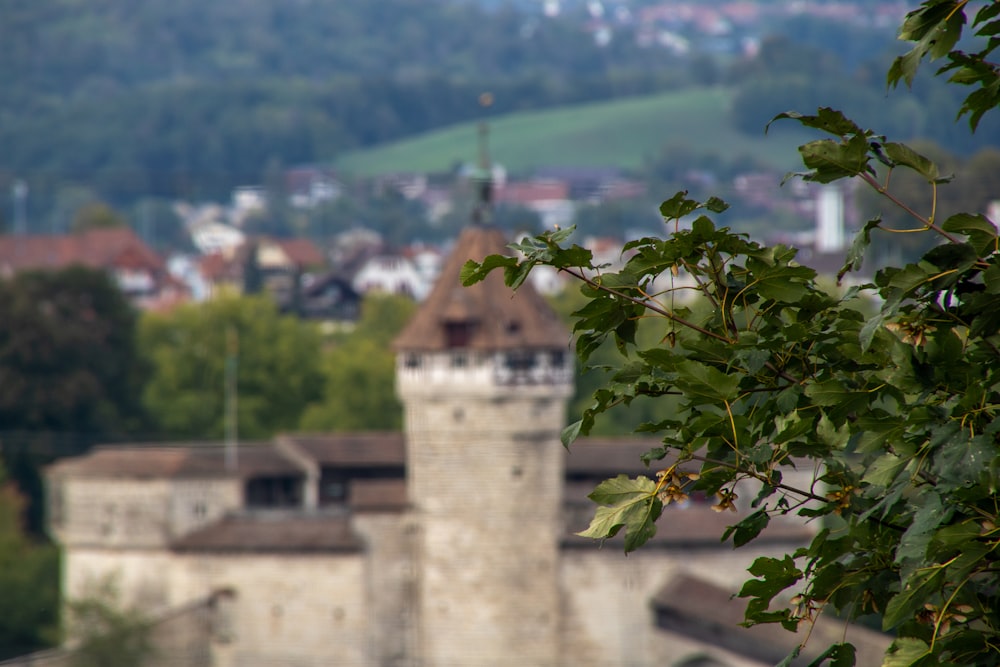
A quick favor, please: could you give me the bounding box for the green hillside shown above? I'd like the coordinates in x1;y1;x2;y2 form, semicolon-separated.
334;87;811;177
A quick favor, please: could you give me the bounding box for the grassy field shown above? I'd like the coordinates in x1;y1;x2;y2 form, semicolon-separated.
334;86;812;177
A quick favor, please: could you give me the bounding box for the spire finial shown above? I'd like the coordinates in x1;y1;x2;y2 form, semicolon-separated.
472;92;494;226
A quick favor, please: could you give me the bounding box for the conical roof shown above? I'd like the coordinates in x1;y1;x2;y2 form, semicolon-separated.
394;226;568;352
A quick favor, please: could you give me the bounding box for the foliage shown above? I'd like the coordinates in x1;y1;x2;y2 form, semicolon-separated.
547;287;681;436
139;295;323;439
0;267;147;532
0;0;687;206
0;463;59;660
299;294;417;432
70;202;126;233
0;267;145;435
463;3;1000;664
66;577;154;667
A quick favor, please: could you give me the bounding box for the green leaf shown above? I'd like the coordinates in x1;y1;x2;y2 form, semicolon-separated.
839;216;882;283
889;2;967;89
673;359;741;403
863;453;909;487
739;555;802;609
804;380;870;418
776;646;802;667
767;108;866;137
561;420;583;448
705;196;730;213
659;191;700;220
922;243;979;280
587;474;657;506
896;492;951;567
941;213;998;255
722;509;770;548
883;262;935;309
578;475;661;552
460;256;516;286
751;264;815;303
881;638;930;667
798;135;872;183
808;643;857;667
881;142;939;181
883;566;945;630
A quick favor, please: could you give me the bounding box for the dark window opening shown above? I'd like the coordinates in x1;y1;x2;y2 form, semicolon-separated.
320;474;348;505
246;476;302;508
504;351;537;371
451;353;468;368
550;350;565;368
318;466;405;506
444;321;474;348
405;354;421;368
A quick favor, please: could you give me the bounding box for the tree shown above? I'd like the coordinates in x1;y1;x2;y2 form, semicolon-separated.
139;295;324;439
66;576;154;667
464;3;1000;665
299;294;416;432
70;201;126;233
0;267;147;532
0;267;145;436
0;463;58;660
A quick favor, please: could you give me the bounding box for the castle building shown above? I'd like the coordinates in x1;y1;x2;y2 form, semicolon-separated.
43;225;888;667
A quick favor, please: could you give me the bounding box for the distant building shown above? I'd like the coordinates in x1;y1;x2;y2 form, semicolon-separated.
496;178;575;229
189;221;246;257
42;225;889;667
351;254;430;300
285;166;342;209
0;227;187;311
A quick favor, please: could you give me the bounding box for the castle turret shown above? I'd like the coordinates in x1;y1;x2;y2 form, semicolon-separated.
394;224;573;666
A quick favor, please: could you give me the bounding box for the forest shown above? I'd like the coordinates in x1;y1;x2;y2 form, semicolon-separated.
4;0;997;230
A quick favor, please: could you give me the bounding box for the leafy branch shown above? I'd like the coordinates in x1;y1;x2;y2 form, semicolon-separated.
461;2;1000;664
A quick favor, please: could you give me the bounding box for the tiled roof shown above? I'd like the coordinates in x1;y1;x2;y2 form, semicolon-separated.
349;478;408;512
171;513;362;553
276;238;326;267
0;228;164;273
496;180;569;204
46;443;302;480
280;433;405;467
47;435;662;481
394;225;569;352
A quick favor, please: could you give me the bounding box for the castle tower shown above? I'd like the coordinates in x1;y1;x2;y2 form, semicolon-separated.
394;224;573;666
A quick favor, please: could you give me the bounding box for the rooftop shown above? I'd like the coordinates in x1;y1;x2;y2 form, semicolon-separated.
393;225;569;352
171;512;362;553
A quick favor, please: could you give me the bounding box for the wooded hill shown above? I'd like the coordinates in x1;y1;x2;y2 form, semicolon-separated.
1;0;995;219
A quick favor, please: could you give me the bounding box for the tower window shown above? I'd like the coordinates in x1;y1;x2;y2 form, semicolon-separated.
504;351;537;370
246;476;302;508
404;354;421;369
444;321;473;348
320;473;348;505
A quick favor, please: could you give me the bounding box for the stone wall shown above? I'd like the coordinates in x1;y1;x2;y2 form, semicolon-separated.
183;552;368;667
63;547;371;667
402;369;571;667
